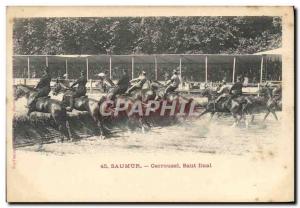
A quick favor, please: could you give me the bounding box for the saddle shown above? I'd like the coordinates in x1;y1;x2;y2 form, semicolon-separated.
37;95;51;100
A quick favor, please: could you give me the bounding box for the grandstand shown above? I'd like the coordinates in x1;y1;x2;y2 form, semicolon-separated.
13;53;282;92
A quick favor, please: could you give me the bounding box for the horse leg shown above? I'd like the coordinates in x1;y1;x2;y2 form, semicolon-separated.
198;109;210;118
139;117;149;134
244;114;249;128
95;112;109;139
53;112;71;142
57;120;72;142
97;119;106;139
231;114;238;127
210;112;215;121
271;110;278;121
65;120;72;141
263;110;270;122
251;114;255;123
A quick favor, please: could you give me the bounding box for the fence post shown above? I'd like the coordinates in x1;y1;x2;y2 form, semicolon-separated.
131;56;134;79
86;58;89;80
109;55;112;79
179;56;182;76
46;56;48;67
260;56;264;83
154;56;158;80
27;56;30;79
232;56;236;83
86;58;91;93
65;59;68;79
90;79;93;94
205;56;208;83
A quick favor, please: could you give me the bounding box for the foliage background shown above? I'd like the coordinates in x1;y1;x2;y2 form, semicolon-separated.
13;16;282;55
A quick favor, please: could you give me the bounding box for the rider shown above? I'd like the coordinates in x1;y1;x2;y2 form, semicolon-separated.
67;70;87;111
108;69;130;100
125;70;147;95
215;79;230;103
27;66;51;110
163;69;181;98
58;73;70;88
103;70;115;88
230;75;243;98
97;70;115;92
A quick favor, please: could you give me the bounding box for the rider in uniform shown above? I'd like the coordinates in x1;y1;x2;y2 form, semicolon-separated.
125;71;147;95
56;73;70;89
97;70;115;92
163;69;181;98
230;76;243;98
61;73;70;88
67;70;87;111
27;66;51;111
215;79;230;103
103;70;115;89
108;69;130;100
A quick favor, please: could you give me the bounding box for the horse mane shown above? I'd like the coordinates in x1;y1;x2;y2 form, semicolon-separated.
16;84;35;92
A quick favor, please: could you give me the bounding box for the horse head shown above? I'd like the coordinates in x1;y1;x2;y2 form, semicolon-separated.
259;84;273;98
52;82;63;96
14;85;32;100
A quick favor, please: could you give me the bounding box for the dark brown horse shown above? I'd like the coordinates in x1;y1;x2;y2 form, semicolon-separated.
14;84;72;141
198;87;246;126
52;82;107;138
242;84;282;123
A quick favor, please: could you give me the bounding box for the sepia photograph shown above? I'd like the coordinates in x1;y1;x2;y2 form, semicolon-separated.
6;6;294;202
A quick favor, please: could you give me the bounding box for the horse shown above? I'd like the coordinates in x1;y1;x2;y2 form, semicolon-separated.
52;81;107;138
101;80;159;132
101;80;195;132
198;87;246;126
242;84;282;122
14;84;72;141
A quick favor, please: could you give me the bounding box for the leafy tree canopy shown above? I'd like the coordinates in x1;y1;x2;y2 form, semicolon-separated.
13;16;281;55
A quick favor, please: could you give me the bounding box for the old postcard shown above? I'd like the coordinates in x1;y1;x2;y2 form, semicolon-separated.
6;6;294;202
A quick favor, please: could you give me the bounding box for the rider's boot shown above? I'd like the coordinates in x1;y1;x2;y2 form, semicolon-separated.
66;96;74;112
27;106;33;116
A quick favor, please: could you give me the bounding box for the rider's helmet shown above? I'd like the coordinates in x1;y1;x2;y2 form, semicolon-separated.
222;79;226;84
63;73;68;79
142;71;146;75
173;69;178;75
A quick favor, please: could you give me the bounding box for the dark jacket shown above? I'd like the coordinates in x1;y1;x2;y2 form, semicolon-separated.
230;82;243;95
71;76;87;93
117;74;130;88
36;74;51;89
71;76;87;89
